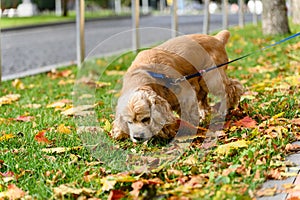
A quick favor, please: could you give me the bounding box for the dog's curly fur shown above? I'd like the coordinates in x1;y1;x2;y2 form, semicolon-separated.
112;30;244;142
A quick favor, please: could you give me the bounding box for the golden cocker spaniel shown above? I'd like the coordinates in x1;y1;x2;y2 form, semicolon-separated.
112;30;243;142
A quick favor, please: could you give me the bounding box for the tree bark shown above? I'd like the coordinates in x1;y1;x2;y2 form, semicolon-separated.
292;0;300;24
262;0;290;35
62;0;68;17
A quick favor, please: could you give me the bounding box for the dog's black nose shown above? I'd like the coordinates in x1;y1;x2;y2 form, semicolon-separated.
133;133;145;142
133;136;145;142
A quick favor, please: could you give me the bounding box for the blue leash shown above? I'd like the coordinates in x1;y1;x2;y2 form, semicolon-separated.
148;32;300;85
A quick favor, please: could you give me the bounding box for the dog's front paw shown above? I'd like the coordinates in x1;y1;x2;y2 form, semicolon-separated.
111;125;129;140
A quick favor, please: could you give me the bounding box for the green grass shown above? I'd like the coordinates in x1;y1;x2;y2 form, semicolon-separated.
0;10;130;29
0;23;300;199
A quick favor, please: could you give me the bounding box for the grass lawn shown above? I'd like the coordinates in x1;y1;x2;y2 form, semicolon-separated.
0;10;130;29
0;23;300;199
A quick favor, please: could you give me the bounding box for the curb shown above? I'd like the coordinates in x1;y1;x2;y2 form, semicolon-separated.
1;14;151;32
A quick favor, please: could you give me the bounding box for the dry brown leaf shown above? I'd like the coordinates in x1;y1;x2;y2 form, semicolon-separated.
34;130;52;144
285;143;300;153
292;118;300;126
267;168;283;180
53;184;96;198
234;116;257;128
108;190;126;200
0;184;26;199
0;94;21;106
256;187;277;197
130;181;144;199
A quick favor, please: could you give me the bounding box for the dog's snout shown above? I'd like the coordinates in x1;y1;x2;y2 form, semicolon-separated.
133;133;146;142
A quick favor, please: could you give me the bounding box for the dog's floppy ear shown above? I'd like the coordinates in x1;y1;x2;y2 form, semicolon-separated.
146;89;176;125
215;30;230;45
111;114;129;140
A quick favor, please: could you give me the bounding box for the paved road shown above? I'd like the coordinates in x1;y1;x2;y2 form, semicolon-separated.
1;14;255;80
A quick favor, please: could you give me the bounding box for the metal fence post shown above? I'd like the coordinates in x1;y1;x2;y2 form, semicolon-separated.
238;0;245;27
203;0;210;34
76;0;85;68
252;0;258;25
171;0;178;38
55;0;62;16
222;0;228;30
142;0;149;14
131;0;140;51
115;0;121;14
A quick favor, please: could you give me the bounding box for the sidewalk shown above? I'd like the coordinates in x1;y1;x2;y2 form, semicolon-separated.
1;14;150;32
258;141;300;200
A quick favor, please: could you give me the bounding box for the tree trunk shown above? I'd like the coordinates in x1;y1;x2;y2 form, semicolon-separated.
262;0;290;35
62;0;68;17
292;0;300;24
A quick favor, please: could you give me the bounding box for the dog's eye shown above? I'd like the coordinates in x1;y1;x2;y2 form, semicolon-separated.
141;117;150;123
127;121;133;124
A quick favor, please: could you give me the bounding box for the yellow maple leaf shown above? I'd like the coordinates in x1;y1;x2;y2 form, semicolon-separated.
57;124;72;134
103;119;112;132
215;140;249;155
0;133;14;141
41;146;82;154
12;79;25;90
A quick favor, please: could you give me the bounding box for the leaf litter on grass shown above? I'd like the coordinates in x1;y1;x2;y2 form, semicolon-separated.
0;25;300;199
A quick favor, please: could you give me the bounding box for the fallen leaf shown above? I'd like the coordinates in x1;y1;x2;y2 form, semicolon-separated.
48;69;73;79
292;118;300;126
41;146;82;154
23;103;41;109
108;190;126;200
256;187;277;197
78;77;111;88
287;197;300;200
167;169;184;177
271;112;285;120
57;124;72;134
101;175;136;192
234;116;257;128
58;79;75;85
0;94;21;106
267;168;283;180
12;79;25;89
130;181;144;199
183;155;198;165
34;130;52;144
0;184;26;200
61;104;96;116
285;143;300;153
106;70;126;76
103;119;112;132
0;171;15;183
0;118;10;125
53;184;95;198
101;177;117;192
0;133;14;142
46;99;71;109
14;115;34;122
215;140;249;155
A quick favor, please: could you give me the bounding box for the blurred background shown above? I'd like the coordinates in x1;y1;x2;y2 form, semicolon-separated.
1;0;298;81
